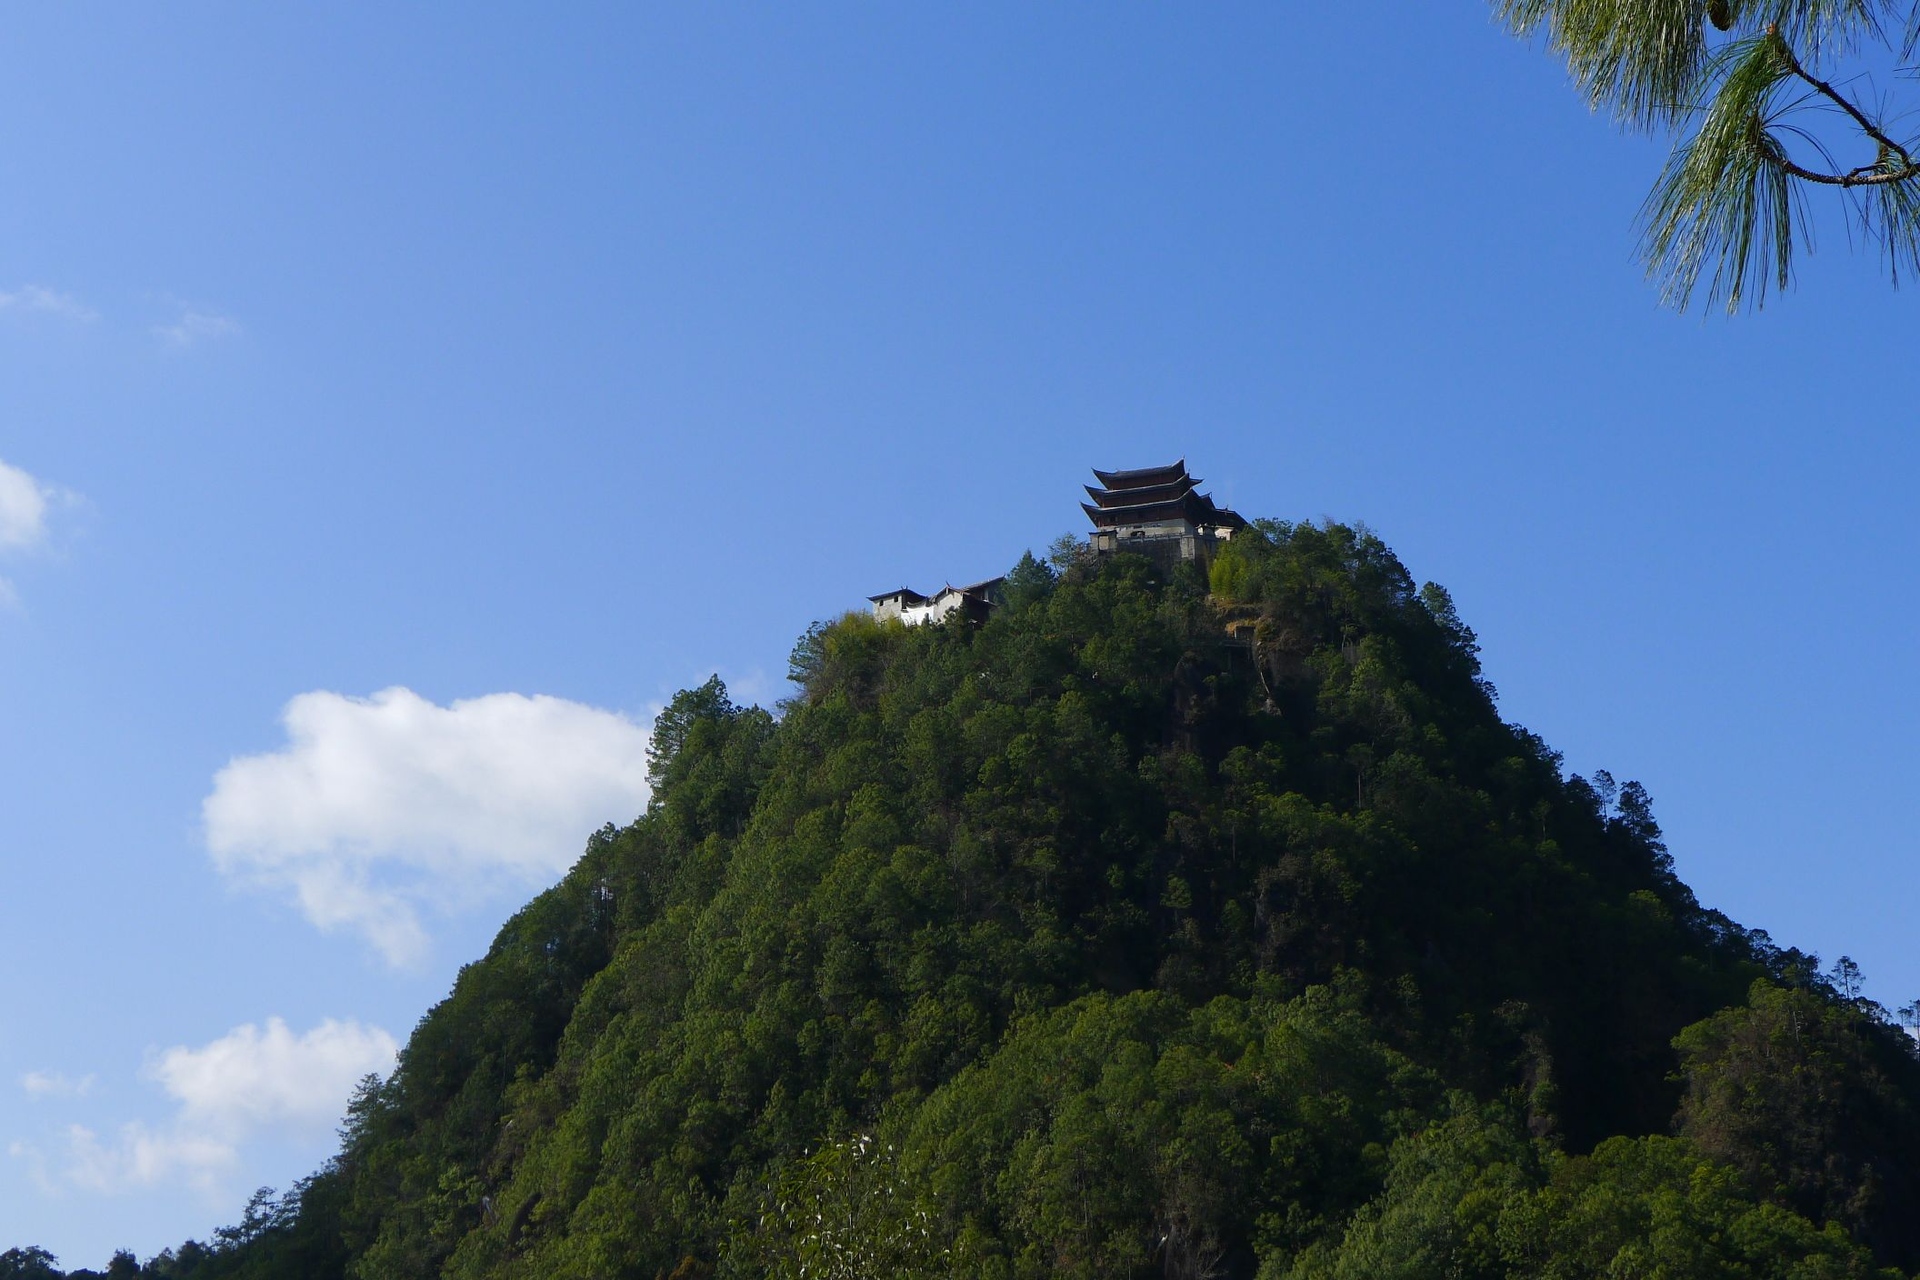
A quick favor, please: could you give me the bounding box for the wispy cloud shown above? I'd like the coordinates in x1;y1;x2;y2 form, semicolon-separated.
154;307;240;346
20;1071;95;1099
204;688;652;964
0;285;96;323
12;1018;396;1200
52;1123;239;1196
0;457;76;607
0;459;53;551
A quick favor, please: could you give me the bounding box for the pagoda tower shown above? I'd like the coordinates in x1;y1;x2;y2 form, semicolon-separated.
1083;460;1245;573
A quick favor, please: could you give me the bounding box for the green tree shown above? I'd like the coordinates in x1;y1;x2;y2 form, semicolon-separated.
1673;977;1920;1266
1284;1104;1898;1280
0;1249;61;1280
723;1134;943;1280
1498;0;1920;310
1002;550;1059;614
1208;539;1252;602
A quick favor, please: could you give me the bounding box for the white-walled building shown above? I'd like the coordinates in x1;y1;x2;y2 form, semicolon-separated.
869;577;1005;626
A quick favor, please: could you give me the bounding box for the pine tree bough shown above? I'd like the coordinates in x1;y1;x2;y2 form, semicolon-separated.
1499;0;1920;309
1767;29;1919;185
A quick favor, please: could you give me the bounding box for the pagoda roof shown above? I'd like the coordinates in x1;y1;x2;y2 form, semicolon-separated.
1209;503;1248;530
1084;477;1196;509
1083;459;1247;532
1082;491;1248;532
1092;460;1190;491
1081;492;1203;528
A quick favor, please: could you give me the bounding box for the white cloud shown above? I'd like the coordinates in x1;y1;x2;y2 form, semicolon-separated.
15;1018;397;1199
56;1122;239;1195
154;307;239;346
20;1071;94;1098
0;457;72;606
205;687;652;964
0;285;96;322
151;1017;397;1139
0;458;52;550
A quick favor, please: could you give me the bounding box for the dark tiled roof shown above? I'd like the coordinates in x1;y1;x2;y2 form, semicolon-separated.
1091;460;1189;490
1082;462;1247;531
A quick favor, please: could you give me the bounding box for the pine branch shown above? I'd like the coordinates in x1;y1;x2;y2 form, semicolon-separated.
1501;0;1920;308
1765;25;1920;184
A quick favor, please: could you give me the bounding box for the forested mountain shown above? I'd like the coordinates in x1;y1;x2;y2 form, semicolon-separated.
22;520;1920;1278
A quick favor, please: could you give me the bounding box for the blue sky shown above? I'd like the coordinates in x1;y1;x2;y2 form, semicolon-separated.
2;3;1916;1266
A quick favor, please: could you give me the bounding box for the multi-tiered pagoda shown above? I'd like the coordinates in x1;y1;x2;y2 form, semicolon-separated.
1084;460;1244;572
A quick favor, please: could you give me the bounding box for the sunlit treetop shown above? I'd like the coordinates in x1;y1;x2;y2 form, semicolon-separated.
1499;0;1920;310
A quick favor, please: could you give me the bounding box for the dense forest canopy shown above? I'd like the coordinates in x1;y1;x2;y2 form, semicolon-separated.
19;519;1920;1278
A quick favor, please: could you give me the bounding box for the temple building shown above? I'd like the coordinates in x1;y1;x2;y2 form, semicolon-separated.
869;577;1005;626
1084;460;1244;573
866;461;1239;621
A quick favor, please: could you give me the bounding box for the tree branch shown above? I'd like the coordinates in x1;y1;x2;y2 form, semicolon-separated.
1762;26;1920;188
1771;154;1920;186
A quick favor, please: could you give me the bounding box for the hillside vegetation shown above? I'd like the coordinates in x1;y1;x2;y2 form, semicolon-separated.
28;520;1920;1278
